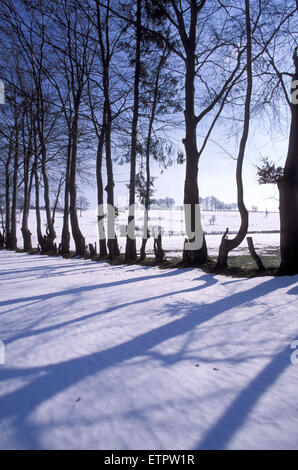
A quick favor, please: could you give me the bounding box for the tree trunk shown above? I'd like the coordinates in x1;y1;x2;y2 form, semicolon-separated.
97;126;107;257
96;1;119;259
179;1;208;265
247;236;265;271
182;42;207;265
0;207;5;249
125;0;141;262
5;141;12;249
215;0;251;270
140;49;166;261
21;218;32;251
21;149;33;252
10;130;19;251
34;167;43;249
105;100;119;258
277;48;298;275
0;230;4;249
41;151;56;251
21;192;32;252
140;210;149;261
69;108;85;256
61;137;72;255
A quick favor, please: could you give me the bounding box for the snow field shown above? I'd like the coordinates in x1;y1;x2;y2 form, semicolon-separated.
0;251;297;449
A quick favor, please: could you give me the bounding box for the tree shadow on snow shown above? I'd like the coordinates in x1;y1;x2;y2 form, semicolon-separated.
0;268;185;310
0;274;297;449
196;340;297;449
3;273;217;345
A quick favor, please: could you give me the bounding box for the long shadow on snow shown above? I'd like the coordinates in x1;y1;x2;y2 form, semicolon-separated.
0;275;296;449
197;340;298;449
0;261;110;282
4;274;217;345
0;268;185;310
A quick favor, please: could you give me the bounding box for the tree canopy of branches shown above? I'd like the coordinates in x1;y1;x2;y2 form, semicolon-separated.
0;0;297;274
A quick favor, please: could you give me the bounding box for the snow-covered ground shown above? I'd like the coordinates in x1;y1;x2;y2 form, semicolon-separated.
1;251;298;449
15;208;280;257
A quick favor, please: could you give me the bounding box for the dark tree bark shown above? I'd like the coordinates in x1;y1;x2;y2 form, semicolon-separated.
87;40;107;258
0;231;4;249
105;99;120;258
69;105;86;256
154;233;165;263
21;113;33;252
215;0;252;270
34;166;43;249
52;176;64;231
32;131;44;249
21;173;33;252
95;0;119;259
277;48;298;275
183;48;203;261
10;127;19;251
247;236;265;272
40;146;56;251
5;135;12;249
60;138;72;255
35;49;56;252
178;0;208;265
96;125;108;257
125;0;141;261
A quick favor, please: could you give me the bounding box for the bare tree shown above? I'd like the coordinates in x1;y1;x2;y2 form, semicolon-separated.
215;0;252;270
44;0;96;255
277;48;298;274
125;0;142;261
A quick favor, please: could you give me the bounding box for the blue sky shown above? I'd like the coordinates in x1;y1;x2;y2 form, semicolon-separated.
84;116;288;213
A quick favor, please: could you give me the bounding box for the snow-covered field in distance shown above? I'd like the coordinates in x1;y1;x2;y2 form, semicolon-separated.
0;251;297;449
15;208;280;256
